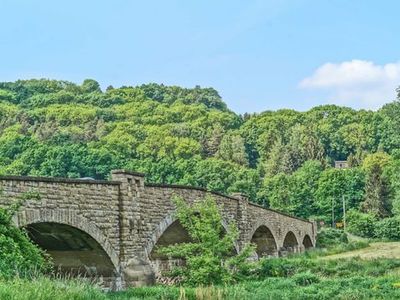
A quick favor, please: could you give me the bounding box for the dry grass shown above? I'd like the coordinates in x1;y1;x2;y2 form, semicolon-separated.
323;242;400;260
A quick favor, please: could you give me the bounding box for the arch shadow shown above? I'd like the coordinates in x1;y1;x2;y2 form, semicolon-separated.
281;231;299;254
15;209;119;276
302;234;314;249
250;225;278;258
145;214;240;259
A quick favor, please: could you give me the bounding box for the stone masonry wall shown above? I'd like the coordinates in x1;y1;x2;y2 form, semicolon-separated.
0;170;316;289
0;176;121;268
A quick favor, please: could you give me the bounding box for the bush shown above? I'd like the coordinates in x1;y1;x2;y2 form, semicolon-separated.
292;271;320;286
374;217;400;240
316;228;348;248
0;192;50;279
0;209;49;278
346;209;376;238
257;257;316;278
157;196;254;286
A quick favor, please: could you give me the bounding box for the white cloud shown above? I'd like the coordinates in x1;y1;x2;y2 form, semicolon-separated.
299;60;400;109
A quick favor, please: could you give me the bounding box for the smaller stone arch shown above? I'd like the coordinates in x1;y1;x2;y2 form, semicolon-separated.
302;234;313;249
146;214;240;280
145;214;239;259
250;225;278;258
281;231;299;255
148;219;190;277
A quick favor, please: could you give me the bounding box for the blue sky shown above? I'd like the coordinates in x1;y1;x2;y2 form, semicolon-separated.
1;0;400;113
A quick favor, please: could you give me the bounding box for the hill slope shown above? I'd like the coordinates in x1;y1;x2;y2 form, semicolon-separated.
1;79;400;222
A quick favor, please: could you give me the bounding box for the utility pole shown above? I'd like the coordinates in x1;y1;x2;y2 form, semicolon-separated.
342;194;346;231
331;197;335;228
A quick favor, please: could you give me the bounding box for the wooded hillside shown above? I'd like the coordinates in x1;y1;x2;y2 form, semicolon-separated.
1;79;400;224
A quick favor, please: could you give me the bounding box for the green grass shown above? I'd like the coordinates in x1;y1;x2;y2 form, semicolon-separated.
3;243;400;300
0;277;107;300
323;242;400;260
109;276;400;300
3;274;400;300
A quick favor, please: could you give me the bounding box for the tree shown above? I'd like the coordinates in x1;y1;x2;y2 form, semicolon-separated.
346;209;376;238
316;167;365;223
386;151;400;216
157;196;254;286
81;79;101;93
361;153;392;218
216;132;248;166
261;173;293;213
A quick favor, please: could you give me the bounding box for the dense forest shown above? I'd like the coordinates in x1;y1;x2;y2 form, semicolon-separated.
0;79;400;227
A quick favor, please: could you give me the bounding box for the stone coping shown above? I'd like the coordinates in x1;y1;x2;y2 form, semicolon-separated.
0;175;121;185
111;169;145;177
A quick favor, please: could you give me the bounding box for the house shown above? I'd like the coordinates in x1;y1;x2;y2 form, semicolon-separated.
334;160;349;169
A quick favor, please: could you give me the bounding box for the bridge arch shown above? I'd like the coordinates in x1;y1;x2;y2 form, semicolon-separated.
249;225;278;258
282;231;299;254
145;214;239;259
15;209;119;276
145;214;240;278
302;234;313;249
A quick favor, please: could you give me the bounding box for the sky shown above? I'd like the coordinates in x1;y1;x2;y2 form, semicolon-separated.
1;0;400;113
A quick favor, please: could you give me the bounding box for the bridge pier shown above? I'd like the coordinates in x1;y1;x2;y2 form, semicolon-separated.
110;170;155;288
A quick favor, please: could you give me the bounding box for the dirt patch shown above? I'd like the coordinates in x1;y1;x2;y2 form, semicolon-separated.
323;242;400;260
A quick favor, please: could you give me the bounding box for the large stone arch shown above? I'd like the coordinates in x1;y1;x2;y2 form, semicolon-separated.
14;209;119;272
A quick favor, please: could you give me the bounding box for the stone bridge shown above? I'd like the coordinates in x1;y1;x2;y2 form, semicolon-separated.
0;170;316;289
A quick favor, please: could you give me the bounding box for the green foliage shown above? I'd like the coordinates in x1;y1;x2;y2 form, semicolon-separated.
3;250;400;299
361;152;392;218
260;162;365;219
346;209;377;238
157;196;254;286
256;256;400;280
81;79;101;93
0;277;107;300
109;276;400;300
315;228;348;248
2;79;400;224
315;167;365;223
292;271;320;286
374;216;400;240
0;191;49;279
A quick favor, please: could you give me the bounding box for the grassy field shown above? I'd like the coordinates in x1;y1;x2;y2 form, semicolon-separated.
3;243;400;300
324;242;400;260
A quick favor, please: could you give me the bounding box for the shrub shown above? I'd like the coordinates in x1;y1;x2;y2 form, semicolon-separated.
0;191;50;279
257;257;316;278
374;217;400;240
316;228;348;248
292;271;320;286
157;196;254;286
346;209;376;238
